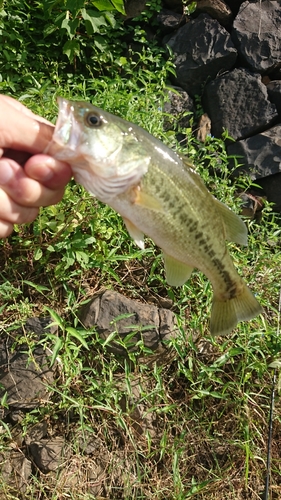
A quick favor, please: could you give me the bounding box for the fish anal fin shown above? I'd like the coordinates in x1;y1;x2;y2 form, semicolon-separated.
210;282;262;336
213;197;248;246
123;217;145;250
133;187;164;212
163;252;193;287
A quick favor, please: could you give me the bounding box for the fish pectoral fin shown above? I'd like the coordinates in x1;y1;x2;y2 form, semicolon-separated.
213;197;248;246
163;252;193;286
133;188;164;212
123;217;145;250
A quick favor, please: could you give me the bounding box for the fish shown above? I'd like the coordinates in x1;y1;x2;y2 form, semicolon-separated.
46;97;262;336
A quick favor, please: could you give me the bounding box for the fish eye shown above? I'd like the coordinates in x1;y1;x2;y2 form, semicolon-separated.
85;112;102;127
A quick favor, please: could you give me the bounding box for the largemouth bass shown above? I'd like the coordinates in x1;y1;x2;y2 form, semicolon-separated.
46;98;262;335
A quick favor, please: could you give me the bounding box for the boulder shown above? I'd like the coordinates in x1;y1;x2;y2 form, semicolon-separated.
156;9;186;34
203;68;278;140
166;13;237;97
0;317;57;411
79;290;179;360
227;124;281;179
267;80;281;117
232;1;281;74
195;0;233;27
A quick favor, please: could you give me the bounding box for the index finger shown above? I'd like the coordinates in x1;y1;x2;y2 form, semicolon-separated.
0;95;55;154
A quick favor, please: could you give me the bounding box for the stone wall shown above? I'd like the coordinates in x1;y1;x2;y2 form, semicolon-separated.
127;0;281;212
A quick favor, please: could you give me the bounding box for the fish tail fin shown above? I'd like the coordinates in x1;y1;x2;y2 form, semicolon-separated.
210;282;262;336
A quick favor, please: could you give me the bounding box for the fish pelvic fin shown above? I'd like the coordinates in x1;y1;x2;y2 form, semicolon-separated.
210;282;262;336
163;252;194;286
123;217;145;250
213;198;248;246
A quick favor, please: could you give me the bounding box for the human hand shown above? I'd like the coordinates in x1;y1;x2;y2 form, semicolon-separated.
0;95;72;238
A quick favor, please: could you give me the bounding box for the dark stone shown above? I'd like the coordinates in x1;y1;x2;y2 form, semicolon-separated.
203;68;278;140
124;0;148;19
227;124;281;179
29;437;67;473
163;86;194;131
256;173;281;213
166;14;237;97
0;317;57;410
232;1;281;74
224;0;244;17
267;81;281;117
162;0;183;14
157;9;186;34
195;0;232;27
79;290;179;358
1;452;32;494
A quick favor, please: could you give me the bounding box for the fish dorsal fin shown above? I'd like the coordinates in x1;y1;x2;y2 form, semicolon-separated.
163;252;194;286
123;217;145;250
213;198;248;246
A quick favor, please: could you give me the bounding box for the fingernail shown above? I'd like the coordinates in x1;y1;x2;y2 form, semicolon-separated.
0;160;13;185
36;163;54;181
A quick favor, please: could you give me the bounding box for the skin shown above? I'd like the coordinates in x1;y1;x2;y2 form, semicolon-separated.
0;95;72;238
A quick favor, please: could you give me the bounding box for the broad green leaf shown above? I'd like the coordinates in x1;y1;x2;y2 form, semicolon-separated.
33;248;43;261
63;38;80;61
92;0;114;11
81;8;107;35
61;17;79;39
111;0;125;14
23;280;50;293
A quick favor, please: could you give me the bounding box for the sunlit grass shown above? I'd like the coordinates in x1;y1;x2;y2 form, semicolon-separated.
0;73;281;499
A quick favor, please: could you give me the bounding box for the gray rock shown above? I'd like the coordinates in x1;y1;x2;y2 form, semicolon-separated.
227;124;281;179
1;452;32;494
195;0;233;27
267;80;281;117
163;86;194;131
232;1;281;74
124;0;147;19
256;173;281;213
29;437;67;473
157;9;186;34
166;14;237;97
79;290;179;359
203;68;278;140
163;0;183;14
0;319;57;410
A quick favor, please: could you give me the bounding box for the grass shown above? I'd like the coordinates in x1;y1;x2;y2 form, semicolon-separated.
1;72;281;499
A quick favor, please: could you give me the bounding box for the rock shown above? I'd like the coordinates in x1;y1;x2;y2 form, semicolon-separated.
1;452;32;494
256;173;281;213
29;437;67;473
232;1;281;74
79;290;179;360
163;0;183;14
267;80;281;116
0;317;57;410
227;124;281;179
195;0;232;27
203;68;278;140
166;14;237;97
156;9;186;34
124;0;148;19
163;86;194;132
224;0;244;17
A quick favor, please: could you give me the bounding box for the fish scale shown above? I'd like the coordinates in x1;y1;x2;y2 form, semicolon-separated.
46;98;263;336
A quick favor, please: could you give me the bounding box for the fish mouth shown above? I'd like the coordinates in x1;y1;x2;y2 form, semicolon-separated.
45;97;81;159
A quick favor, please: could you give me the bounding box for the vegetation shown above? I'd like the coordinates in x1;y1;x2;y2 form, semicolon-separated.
0;1;281;499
